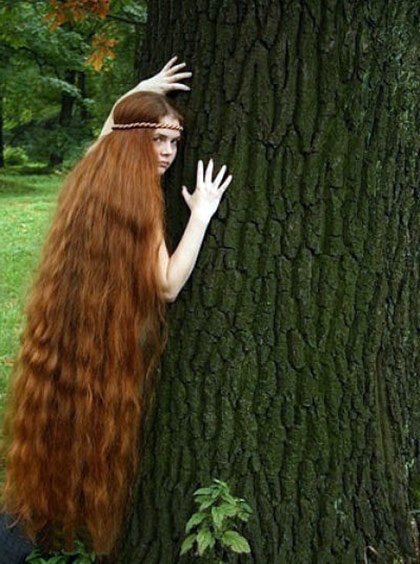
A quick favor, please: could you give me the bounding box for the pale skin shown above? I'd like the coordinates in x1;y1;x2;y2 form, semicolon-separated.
96;57;232;302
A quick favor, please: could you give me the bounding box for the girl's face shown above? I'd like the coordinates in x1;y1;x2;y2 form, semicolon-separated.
152;115;182;175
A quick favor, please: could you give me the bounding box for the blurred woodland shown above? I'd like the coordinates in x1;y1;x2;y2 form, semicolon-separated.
0;0;146;169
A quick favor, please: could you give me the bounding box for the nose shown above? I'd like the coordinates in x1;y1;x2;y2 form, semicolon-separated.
161;140;174;156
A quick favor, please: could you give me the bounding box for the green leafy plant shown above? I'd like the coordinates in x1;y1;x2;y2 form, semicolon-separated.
4;146;29;166
180;478;252;562
25;539;96;564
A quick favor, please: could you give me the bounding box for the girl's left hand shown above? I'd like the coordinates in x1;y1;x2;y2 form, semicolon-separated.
136;56;192;95
182;160;233;223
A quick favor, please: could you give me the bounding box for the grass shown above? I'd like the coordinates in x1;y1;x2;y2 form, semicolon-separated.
0;170;62;419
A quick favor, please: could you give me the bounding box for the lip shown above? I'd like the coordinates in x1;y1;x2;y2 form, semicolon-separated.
159;161;170;167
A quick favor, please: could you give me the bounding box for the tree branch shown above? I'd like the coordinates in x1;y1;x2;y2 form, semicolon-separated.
106;13;146;27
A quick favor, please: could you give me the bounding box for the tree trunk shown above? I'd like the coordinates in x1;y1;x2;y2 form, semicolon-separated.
133;23;144;80
78;71;89;121
117;1;419;562
49;70;77;167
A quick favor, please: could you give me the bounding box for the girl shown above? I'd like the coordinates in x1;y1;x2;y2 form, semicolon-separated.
0;57;232;559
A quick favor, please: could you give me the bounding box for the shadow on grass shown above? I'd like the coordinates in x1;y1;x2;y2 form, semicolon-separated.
0;170;63;200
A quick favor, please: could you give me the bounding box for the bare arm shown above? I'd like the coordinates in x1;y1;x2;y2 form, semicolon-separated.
159;160;232;302
158;214;209;302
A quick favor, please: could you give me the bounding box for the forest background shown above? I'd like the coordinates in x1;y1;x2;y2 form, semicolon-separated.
0;0;145;169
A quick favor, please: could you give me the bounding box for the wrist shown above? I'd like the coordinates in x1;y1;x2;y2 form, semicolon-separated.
190;209;212;225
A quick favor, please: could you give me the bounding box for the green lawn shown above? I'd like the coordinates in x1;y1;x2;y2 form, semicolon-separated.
0;171;62;416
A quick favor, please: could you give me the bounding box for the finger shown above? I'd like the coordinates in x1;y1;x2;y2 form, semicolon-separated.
162;56;178;72
205;159;214;185
214;165;227;187
168;71;192;82
167;62;187;74
168;83;191;91
218;175;233;193
197;160;204;187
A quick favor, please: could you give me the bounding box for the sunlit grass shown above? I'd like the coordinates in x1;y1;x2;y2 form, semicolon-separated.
0;171;62;422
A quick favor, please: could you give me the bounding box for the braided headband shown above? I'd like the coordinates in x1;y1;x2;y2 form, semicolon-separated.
112;121;184;131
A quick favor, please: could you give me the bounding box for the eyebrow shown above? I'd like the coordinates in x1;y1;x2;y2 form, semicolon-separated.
154;133;181;141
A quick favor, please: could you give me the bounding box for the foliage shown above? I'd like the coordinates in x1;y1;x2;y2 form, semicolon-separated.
4;146;29;166
180;479;252;562
25;540;96;563
45;0;110;30
43;0;147;71
87;33;118;72
0;0;146;165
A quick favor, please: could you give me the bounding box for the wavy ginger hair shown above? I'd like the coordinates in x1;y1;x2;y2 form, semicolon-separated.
1;92;183;554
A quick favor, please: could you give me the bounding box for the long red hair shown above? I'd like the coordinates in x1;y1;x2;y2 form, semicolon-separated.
1;92;183;554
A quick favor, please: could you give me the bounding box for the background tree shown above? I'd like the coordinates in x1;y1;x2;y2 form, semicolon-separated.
0;0;146;167
117;1;419;563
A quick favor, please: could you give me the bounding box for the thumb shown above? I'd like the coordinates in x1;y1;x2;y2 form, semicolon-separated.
182;186;191;205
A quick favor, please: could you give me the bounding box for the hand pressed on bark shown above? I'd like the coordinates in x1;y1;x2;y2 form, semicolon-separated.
182;159;233;224
159;159;233;302
137;56;192;94
94;56;192;141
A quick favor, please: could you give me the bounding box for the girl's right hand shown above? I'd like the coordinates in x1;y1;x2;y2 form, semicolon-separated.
182;160;233;223
137;56;192;95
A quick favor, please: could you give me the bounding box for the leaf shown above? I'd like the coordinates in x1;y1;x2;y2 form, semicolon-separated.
239;501;253;514
25;554;41;562
221;492;237;505
75;557;94;564
198;498;215;511
217;502;239;517
45;0;110;29
211;506;225;529
193;487;214;496
196;528;215;557
221;530;251;554
185;512;207;533
25;547;44;562
237;510;251;522
180;533;196;556
212;478;229;489
47;556;68;564
86;33;118;72
193;495;211;506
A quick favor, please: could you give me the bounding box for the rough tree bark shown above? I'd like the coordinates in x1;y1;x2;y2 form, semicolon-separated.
117;1;419;562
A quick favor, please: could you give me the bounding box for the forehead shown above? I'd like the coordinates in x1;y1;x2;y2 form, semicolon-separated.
154;127;181;140
154;115;181;139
